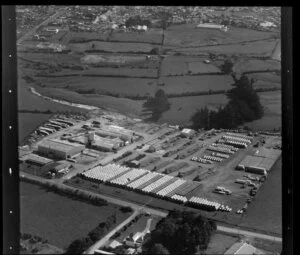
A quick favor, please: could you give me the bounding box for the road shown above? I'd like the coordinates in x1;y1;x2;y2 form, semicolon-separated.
17;6;67;44
84;210;139;254
217;225;282;242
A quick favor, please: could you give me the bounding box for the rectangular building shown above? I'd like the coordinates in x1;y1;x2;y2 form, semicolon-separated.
21;153;53;166
38;139;85;159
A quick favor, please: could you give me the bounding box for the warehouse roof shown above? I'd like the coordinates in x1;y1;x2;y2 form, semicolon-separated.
253;148;281;159
22;153;53;165
224;242;257;255
239;155;277;171
38;139;84;153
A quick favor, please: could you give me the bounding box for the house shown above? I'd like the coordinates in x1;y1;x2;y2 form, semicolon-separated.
224;241;264;255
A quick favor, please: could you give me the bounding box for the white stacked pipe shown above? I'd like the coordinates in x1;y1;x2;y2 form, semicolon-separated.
156;179;186;197
189;196;221;211
197;158;213;164
203;155;223;162
224;140;247;148
223;135;251;144
226;132;253;140
208;146;235;154
215;153;230;159
171;194;188;203
83;164;129;182
212;143;238;152
142;175;173;194
110;168;147;186
127;171;158;189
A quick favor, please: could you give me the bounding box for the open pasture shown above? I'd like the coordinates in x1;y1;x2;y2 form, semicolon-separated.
18;52;82;67
244;91;281;131
69;41;154;53
234;58;281;74
20;182;128;250
164;24;276;47
172;39;277;56
35;86;144;116
158;94;228;125
81;54;147;64
81;67;157;78
247;72;281;90
64;31;110;43
108;29;163;44
161;56;221;76
158;75;234;94
35;76;158;96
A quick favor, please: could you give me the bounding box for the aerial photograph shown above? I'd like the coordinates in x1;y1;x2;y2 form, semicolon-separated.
16;6;282;255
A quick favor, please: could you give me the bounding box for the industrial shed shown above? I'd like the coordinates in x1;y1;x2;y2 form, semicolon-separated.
38;139;85;159
21;153;53;166
91;137;121;152
237;153;280;175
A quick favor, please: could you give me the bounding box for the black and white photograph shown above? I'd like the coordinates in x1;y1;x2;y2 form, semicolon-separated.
2;5;293;255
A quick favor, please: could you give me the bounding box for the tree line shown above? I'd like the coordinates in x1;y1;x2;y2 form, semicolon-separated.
190;74;264;130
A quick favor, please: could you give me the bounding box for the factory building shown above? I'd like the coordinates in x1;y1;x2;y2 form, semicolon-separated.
20;153;53;166
91;136;122;152
38;139;85;159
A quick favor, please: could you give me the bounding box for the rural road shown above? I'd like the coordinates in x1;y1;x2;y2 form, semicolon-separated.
84;210;139;254
17;6;68;44
217;225;282;242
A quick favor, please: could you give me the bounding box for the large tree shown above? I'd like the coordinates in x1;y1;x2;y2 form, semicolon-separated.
190;74;264;130
142;210;216;255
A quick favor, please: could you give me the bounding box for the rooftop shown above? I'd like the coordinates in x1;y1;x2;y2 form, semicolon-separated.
21;153;53;165
224;242;257;255
39;139;84;153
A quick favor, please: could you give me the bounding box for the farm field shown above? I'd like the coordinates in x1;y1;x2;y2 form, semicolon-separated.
161;55;221;76
158;75;234;94
20;181;129;250
164;24;277;47
34;76;158;96
63;31;110;43
158;90;281;131
158;94;228;125
173;39;277;56
108;29;163;44
244;90;281;131
35;86;144;117
247;72;281;90
80;67;158;78
234;59;281;74
69;41;155;53
18;113;52;144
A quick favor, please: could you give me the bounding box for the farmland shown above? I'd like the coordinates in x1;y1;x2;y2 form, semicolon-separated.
20;181;130;250
158;94;228;125
164;24;277;47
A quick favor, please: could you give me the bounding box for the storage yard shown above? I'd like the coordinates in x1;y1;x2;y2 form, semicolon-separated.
19;111;282;232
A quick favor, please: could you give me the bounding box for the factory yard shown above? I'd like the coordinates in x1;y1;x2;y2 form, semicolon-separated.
19;110;282;235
